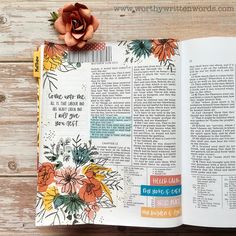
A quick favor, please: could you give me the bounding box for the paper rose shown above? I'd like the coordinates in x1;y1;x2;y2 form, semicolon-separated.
50;2;99;48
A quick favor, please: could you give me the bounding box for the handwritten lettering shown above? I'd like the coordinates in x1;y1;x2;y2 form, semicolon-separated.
48;92;85;127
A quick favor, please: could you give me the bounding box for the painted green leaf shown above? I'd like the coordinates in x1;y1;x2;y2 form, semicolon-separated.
55;161;63;170
54;195;65;208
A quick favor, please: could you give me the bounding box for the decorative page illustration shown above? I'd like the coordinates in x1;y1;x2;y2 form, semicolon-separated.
36;39;182;227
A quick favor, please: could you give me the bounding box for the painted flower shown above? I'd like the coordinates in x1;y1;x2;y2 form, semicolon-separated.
64;193;84;214
82;164;113;203
44;55;63;71
129;40;152;59
79;171;103;203
38;162;55;192
43;186;59;211
54;2;99;48
44;41;66;58
85;169;95;178
55;167;84;194
43;42;66;71
152;39;178;62
84;203;100;221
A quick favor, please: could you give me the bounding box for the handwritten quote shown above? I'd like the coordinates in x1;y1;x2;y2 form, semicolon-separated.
48;93;85;127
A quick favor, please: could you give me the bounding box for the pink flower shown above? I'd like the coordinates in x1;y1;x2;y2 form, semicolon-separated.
54;2;99;48
55;167;84;194
84;203;100;221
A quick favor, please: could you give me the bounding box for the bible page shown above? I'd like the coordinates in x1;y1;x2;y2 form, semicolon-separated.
36;40;182;227
181;37;236;227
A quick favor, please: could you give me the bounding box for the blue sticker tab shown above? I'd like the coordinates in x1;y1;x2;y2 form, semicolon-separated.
140;185;181;197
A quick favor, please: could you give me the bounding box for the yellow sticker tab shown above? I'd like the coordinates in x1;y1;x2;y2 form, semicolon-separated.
33;50;40;78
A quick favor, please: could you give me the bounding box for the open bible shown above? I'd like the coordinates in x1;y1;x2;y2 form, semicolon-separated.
35;37;236;227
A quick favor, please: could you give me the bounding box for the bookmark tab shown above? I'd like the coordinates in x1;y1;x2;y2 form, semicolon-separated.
33;50;40;78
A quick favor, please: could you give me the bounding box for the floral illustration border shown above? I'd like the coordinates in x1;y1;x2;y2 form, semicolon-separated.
36;134;123;225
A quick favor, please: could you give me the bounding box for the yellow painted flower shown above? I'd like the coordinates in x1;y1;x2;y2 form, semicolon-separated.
43;186;59;211
43;55;63;71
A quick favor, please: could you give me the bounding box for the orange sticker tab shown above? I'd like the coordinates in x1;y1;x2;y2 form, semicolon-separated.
141;207;181;218
33;50;40;78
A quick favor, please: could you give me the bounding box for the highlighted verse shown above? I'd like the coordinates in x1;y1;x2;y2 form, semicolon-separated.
141;185;181;197
141;207;181;218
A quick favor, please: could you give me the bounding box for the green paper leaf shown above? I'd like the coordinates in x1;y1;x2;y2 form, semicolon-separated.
49;11;59;25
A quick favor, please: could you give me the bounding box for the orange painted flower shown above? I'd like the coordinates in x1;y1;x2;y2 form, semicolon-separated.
44;41;66;58
37;162;55;192
152;39;178;62
79;171;102;203
54;2;99;48
85;170;95;178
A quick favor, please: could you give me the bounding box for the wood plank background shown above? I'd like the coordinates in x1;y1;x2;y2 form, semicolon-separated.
0;0;236;235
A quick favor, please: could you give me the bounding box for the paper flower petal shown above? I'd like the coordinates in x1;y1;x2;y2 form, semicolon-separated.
83;25;93;40
54;16;66;34
91;16;99;32
65;32;78;47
